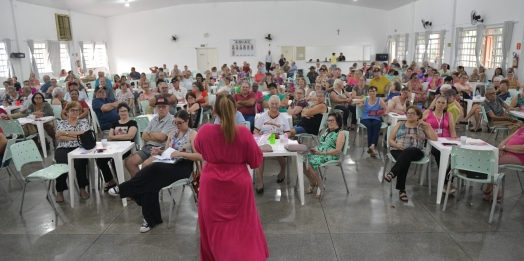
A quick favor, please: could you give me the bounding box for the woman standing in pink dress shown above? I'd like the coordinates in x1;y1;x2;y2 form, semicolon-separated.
195;95;269;261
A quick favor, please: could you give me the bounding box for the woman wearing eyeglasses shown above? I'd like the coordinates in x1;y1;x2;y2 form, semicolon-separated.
54;101;91;202
26;92;56;145
384;106;438;202
96;103;137;192
109;110;201;233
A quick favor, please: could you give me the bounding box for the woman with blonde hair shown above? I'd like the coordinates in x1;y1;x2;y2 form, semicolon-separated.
195;93;268;260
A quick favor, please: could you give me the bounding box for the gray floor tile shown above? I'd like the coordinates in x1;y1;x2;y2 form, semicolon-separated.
266;233;337;261
450;231;524;261
331;232;471;261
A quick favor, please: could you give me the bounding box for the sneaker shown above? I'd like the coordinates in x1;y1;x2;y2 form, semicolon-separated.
140;222;151;233
108;187;120;197
142;219;147;227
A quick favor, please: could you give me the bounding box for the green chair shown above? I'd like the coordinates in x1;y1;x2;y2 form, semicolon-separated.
51;105;62;119
11;140;69;213
0;136;21;199
161;161;199;228
132;116;150;149
197;107;204;129
498;164;524;193
481;106;508;141
353;105;388;147
316;130;350;200
0;120;38;141
382;126;432;195
139;100;150;115
442;147;505;224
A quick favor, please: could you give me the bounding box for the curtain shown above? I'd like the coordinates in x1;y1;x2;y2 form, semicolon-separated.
394;34;400;61
404;33;410;62
437;30;446;68
46;40;61;77
384;35;392;54
413;32;420;62
78;41;86;73
104;42;110;70
3;38;14;77
422;31;431;63
501;21;515;73
27;39;39;79
475;24;486;67
453;27;463;69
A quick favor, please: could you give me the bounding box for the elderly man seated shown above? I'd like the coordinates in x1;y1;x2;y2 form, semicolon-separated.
263;83;288;112
95;71;113;89
97;77;116;100
64;82;88;101
149;81;178;115
10;87;33;119
180;71;193;91
463;87;522;134
124;97;176;177
3;86;21;106
234;81;256;130
82;69;96;83
39;75;52;93
92;86;120;131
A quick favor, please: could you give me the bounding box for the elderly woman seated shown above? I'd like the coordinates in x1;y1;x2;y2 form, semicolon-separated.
109;110;202;233
359;86;389;157
303;112;346;199
254;95;291;193
51;87;66;107
384;106;438;202
289;90;328;137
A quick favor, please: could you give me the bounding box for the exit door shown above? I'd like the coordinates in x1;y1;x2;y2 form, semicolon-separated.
196;48;218;72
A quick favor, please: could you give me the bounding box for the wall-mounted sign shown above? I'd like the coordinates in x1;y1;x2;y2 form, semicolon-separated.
230;39;256;57
517;43;521;50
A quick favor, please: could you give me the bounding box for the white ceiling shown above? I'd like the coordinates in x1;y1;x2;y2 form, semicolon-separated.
17;0;414;18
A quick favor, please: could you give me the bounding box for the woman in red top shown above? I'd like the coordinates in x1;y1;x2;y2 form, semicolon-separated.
195;93;268;261
192;82;209;111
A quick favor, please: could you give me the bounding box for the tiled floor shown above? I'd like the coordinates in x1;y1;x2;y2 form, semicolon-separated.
1;128;524;261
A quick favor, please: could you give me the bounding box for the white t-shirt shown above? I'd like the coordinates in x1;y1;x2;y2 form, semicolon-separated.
217;86;231;94
255;112;291;135
171;87;187;101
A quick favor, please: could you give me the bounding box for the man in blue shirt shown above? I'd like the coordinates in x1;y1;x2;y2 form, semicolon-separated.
64;82;88;101
92;86;120;131
39;75;51;93
287;62;298;78
95;71;113;89
129;67;140;80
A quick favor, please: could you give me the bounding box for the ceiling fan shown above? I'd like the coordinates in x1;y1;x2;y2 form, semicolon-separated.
171;35;178;42
265;34;272;41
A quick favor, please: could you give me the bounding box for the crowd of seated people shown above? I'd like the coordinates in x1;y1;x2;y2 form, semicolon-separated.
3;59;524;234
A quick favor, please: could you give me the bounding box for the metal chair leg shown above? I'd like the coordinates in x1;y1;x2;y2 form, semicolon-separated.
517;171;524;193
382;158;389;183
489;184;499;224
167;189;175;228
0;180;12;200
427;161;432;195
339;164;349;193
19;181;28;214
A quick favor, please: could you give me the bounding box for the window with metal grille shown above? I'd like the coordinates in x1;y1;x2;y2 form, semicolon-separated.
415;34;425;63
83;43;94;68
482;27;503;69
60;43;71;71
427;33;443;64
396;35;407;62
94;43;107;68
0;43;8;77
55;14;72;41
457;30;477;68
33;42;48;73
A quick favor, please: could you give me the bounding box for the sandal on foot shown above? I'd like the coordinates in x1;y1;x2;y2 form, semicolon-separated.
276;174;285;183
55;193;64;203
306;181;317;194
315;187;324;199
384;172;396;183
79;190;90;200
399;191;408;202
256;186;264;193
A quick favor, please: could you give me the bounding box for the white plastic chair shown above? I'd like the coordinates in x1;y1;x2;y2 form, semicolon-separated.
317;130;350;199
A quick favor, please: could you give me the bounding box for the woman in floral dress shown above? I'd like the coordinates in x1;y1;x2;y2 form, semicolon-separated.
304;112;346;199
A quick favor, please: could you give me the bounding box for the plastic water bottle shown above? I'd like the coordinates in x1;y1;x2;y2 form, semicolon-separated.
282;133;288;145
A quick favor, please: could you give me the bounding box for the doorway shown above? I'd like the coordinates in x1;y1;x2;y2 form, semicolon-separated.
196;48;218;72
281;46;294;62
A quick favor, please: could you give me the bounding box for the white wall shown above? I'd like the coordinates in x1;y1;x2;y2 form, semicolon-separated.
106;1;388;74
387;0;524;78
0;0;108;81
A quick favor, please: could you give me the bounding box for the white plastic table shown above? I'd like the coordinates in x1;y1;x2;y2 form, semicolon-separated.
67;141;135;208
388;112;407;126
0;105;21;115
248;139;305;205
17;116;55;158
424;137;498;204
509;110;524;119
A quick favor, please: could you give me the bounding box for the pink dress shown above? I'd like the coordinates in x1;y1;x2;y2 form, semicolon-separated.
195;124;269;261
504;127;524;164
